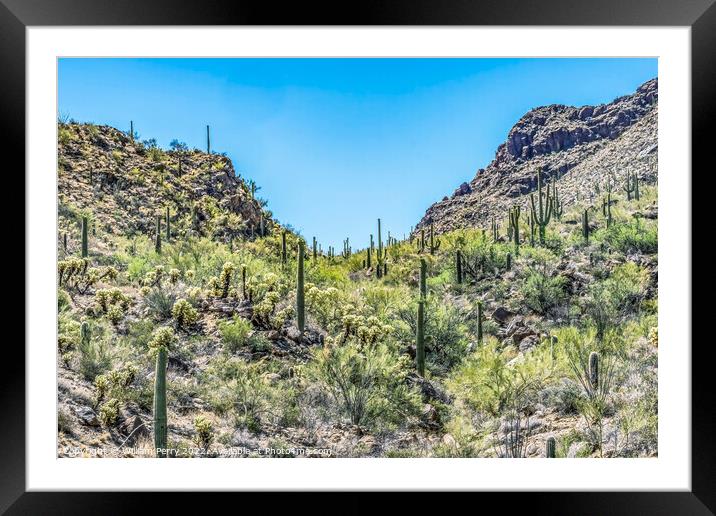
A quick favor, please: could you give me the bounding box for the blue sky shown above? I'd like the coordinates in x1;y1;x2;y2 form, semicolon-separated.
58;58;657;249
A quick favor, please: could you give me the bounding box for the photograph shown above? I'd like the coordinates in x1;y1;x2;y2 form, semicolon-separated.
55;57;659;460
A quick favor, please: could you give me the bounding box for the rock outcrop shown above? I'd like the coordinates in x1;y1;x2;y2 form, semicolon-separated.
415;78;658;234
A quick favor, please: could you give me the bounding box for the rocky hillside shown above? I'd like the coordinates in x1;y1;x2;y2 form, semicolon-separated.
58;123;275;249
416;79;658;233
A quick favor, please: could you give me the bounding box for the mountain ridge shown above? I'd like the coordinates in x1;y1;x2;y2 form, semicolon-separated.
415;78;658;234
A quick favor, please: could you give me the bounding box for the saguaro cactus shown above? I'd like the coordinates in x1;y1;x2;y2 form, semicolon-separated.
428;223;441;255
416;299;425;377
509;206;521;255
546;436;556;458
419;258;427;299
491;216;499;243
623;169;640;201
297;241;305;333
80;321;91;349
63;232;68;253
281;231;287;264
530;168;554;244
81;216;89;258
476;301;483;344
589;351;600;390
206;125;211;154
312;237;317;260
582;209;590;243
165;207;171;242
456;249;463;284
129;120;134;142
153;346;168;458
506;252;512;270
155;215;162;254
241;265;247;299
552;180;563;220
376;219;387;278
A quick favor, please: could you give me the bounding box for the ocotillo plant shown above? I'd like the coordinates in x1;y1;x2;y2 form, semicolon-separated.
81;216;89;258
153;346;168;458
416;299;426;376
546;437;556;458
529;168;554;244
281;231;287;264
165;207;171;242
206;125;211;154
419;258;427;300
297;241;305;333
589;351;600;390
476;301;483;344
582;209;590;243
509;206;521;255
455;249;463;284
155;215;162;254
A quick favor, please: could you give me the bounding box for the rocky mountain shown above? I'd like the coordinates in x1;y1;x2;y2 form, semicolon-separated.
416;78;658;233
58;123;275;250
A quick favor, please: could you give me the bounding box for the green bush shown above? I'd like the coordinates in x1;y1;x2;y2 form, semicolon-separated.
521;267;567;314
601;218;657;254
172;298;199;329
218;316;253;353
309;340;421;430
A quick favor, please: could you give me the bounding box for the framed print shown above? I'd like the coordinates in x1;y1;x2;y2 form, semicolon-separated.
6;0;712;513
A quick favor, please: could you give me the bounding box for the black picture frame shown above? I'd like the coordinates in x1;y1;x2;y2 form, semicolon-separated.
5;0;711;513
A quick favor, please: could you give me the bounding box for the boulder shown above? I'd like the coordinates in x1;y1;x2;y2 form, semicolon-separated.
74;406;100;427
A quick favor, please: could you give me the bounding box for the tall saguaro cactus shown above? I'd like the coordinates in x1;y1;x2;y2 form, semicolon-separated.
155;215;162;254
281;231;287;264
476;300;483;345
419;258;427;300
297;241;305;333
455;249;463;284
416;299;425;377
509;206;521;255
206;125;211;154
623;169;640;201
153;346;168;458
428;223;441;255
582;209;590;243
312;237;317;260
530;168;554;244
376;219;387;278
129;120;134;142
81;216;89;258
165;207;171;242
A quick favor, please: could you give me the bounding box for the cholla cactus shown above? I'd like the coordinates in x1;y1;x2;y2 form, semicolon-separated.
172;298;198;328
169;268;181;284
218;262;236;298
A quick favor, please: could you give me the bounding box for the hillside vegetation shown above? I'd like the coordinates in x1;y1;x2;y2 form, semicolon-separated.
57;107;658;458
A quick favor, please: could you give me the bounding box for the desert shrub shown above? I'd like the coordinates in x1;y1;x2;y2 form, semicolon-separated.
172;298;198;329
583;262;648;341
78;328;112;382
144;287;178;321
305;284;346;330
204;357;300;432
309;340;421;430
447;338;546;417
58;289;72;312
218;316;252;353
396;299;469;374
520;266;567;314
601;218;657;254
